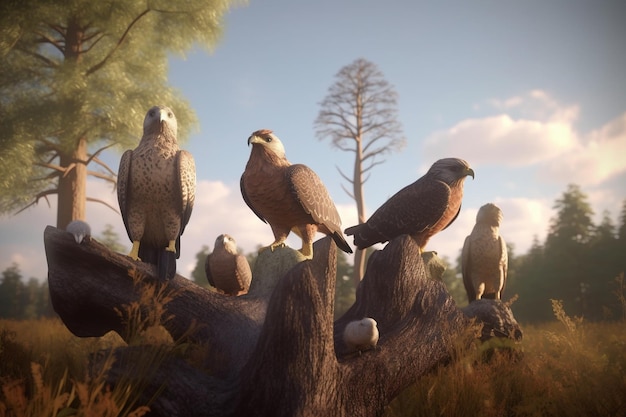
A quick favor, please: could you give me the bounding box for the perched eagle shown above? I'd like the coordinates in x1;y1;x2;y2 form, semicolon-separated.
462;203;508;301
117;105;196;280
240;129;352;259
205;234;252;296
345;158;474;252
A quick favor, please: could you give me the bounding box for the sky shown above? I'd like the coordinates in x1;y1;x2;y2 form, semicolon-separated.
1;0;626;282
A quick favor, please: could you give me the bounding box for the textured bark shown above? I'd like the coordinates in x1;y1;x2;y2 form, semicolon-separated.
45;226;521;417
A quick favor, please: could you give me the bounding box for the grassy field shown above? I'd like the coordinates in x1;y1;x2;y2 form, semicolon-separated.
385;300;626;417
1;300;625;416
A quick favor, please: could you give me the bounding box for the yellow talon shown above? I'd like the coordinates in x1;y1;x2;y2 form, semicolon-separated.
269;241;286;252
299;242;313;259
128;241;142;261
166;240;176;253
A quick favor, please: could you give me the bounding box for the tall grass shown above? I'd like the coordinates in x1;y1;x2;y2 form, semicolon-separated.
385;297;626;417
0;267;187;417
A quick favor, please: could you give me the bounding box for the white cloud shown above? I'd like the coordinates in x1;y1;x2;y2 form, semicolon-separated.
424;114;578;166
538;113;626;186
424;91;626;187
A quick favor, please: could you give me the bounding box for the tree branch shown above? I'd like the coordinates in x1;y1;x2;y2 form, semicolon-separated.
86;197;120;214
86;8;151;76
44;227;523;417
14;189;57;215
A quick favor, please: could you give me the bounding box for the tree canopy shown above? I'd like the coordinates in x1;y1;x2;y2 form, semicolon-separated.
0;0;238;228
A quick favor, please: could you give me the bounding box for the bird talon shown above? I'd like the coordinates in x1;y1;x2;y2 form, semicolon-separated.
270;242;286;252
128;241;142;261
166;240;176;253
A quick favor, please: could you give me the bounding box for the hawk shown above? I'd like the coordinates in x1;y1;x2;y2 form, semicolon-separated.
345;158;474;252
117;105;196;280
240;129;352;259
66;220;91;244
205;234;252;296
343;317;379;353
462;203;508;301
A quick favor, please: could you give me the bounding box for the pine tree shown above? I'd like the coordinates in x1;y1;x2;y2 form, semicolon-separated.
0;0;236;229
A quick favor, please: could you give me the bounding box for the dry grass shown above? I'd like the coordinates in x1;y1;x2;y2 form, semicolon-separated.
385;299;626;417
0;268;185;417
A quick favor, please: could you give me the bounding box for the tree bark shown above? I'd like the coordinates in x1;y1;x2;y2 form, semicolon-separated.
44;226;521;417
56;137;87;229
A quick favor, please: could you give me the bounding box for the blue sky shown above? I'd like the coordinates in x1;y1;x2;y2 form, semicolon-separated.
2;0;625;280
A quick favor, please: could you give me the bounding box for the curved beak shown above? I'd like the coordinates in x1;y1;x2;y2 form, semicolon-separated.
247;135;262;146
466;168;475;179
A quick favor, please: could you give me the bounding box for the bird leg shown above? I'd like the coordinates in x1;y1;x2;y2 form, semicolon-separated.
166;240;177;253
299;241;314;260
128;241;142;261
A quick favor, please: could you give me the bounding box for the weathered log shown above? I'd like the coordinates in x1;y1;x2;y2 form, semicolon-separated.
44;225;521;417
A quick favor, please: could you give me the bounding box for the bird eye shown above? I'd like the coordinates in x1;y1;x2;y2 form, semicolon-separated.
168;112;173;118
266;137;272;142
149;110;155;117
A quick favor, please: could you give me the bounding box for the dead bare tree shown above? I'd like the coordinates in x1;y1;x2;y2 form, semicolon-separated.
44;226;522;416
314;58;406;285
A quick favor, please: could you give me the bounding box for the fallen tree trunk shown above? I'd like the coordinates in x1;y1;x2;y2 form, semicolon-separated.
44;225;521;417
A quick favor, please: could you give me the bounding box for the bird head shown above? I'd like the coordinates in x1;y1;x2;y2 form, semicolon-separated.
247;129;286;159
428;158;474;185
215;233;238;254
143;105;178;138
476;203;503;226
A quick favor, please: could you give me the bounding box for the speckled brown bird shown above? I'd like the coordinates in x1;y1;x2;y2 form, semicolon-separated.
205;234;252;296
345;158;474;252
462;203;508;301
117;105;196;280
240;129;352;259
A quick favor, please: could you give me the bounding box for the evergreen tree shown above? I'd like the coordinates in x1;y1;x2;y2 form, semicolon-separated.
97;223;127;253
191;245;210;287
542;184;595;317
0;264;24;318
0;0;236;229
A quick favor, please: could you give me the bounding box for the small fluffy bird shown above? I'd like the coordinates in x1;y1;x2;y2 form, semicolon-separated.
117;105;196;280
66;220;91;244
205;234;252;296
462;203;508;301
240;129;352;259
343;318;379;353
345;158;474;252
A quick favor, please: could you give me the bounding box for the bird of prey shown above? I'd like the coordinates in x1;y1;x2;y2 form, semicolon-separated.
205;234;252;296
66;220;91;244
117;105;196;280
345;158;474;253
462;203;508;301
343;317;379;353
240;129;352;259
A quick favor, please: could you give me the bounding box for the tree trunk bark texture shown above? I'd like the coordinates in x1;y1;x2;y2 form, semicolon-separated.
56;137;87;230
44;226;522;417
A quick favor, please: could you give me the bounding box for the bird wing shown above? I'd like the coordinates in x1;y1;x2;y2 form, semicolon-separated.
286;164;342;230
176;150;196;235
117;150;133;241
240;175;267;224
499;235;508;296
461;235;476;302
204;253;216;287
367;178;452;241
235;254;252;291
